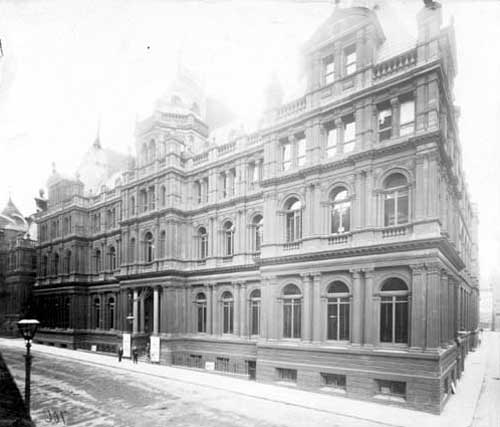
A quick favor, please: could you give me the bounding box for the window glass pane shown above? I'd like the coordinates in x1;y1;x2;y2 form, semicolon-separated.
293;300;301;338
395;301;408;343
325;56;335;84
343;205;351;232
297;138;306;166
345;45;357;75
283;304;292;338
331;209;341;234
282;143;291;170
344;119;355;142
339;303;350;340
378;107;392;140
384;195;396;226
397;193;409;224
327;127;337;157
400;100;415;125
327;302;338;340
380;301;393;342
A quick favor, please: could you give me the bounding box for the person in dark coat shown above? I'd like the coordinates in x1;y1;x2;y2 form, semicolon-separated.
132;346;138;364
117;346;123;362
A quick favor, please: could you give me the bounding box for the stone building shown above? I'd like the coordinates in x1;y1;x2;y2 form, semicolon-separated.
0;198;37;335
33;1;479;413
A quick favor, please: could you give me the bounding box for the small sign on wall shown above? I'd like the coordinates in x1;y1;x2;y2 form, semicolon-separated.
91;345;97;352
205;361;215;371
122;333;131;358
150;336;160;363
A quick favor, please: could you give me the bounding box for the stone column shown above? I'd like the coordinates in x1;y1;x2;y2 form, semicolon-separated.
211;283;218;335
351;269;363;345
234;282;241;336
132;289;138;334
139;289;145;333
410;264;426;350
363;269;375;346
312;273;322;343
206;285;212;335
425;264;441;350
301;274;312;342
153;287;159;335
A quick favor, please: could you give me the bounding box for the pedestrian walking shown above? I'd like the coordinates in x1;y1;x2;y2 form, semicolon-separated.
132;345;138;364
117;346;123;362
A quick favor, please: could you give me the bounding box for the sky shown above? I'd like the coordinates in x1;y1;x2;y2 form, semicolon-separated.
0;0;499;287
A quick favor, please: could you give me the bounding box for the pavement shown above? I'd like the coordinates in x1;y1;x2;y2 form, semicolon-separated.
0;333;496;427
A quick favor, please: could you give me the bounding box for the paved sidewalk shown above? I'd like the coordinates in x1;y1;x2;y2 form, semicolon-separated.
0;337;489;427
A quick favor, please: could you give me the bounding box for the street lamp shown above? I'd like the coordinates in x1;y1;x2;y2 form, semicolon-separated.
17;319;40;418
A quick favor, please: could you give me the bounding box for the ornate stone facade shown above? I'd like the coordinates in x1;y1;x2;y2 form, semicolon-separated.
32;1;479;413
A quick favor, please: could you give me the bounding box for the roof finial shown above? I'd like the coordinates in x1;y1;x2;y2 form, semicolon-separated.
93;117;101;149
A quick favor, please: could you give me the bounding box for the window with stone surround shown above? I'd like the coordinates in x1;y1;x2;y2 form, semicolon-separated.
250;289;261;336
93;249;101;273
107;297;115;330
93;297;100;329
297;136;306;167
343;114;356;153
383;173;409;226
281;140;292;171
399;94;415;136
223;221;234;256
198;227;208;259
344;44;357;75
284;197;302;243
321;373;346;390
377;101;393;141
144;231;154;263
252;215;263;253
326;281;350;341
276;367;297;383
196;292;207;333
330;187;351;234
109;246;116;270
376;379;406;401
221;291;234;334
215;357;230;372
326;123;338;158
283;284;302;339
380;278;409;344
159;230;166;258
324;55;335;85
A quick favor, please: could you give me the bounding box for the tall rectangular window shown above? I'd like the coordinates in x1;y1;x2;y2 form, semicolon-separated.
324;55;335;84
297;137;306;167
343;115;356;153
282;142;292;171
344;44;357;75
326;125;337;158
277;368;297;383
399;95;415;136
378;102;393;141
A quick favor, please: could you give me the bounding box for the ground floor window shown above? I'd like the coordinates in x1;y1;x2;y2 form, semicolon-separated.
376;380;406;400
189;354;203;369
321;373;346;390
276;368;297;383
215;357;230;372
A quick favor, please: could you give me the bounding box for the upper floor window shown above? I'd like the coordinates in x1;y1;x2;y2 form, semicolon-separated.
196;292;207;333
249;160;263;186
223;221;234;256
221;172;228;198
252;215;263;252
283;284;302;339
93;297;100;329
324;55;335;84
140;189;148;212
344;44;357;75
384;173;409;226
326;124;337;158
326;281;350;341
130;196;136;216
42;255;48;276
159;231;166;258
148;139;156;163
129;238;136;263
221;291;234;334
94;249;101;273
148;186;155;210
343;115;356;153
378;101;393;141
107;297;115;330
297;137;306;167
109;246;116;270
399;94;415;136
144;232;154;263
53;252;59;276
281;141;292;171
64;250;71;274
250;289;261;336
198;227;208;259
284;198;302;243
330;187;351;234
195;181;202;204
380;278;409;344
161;185;166;207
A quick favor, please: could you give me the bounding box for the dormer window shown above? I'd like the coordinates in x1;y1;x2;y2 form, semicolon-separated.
344;44;357;75
324;55;335;85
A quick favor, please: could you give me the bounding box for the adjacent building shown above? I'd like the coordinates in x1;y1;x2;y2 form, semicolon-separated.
32;1;479;413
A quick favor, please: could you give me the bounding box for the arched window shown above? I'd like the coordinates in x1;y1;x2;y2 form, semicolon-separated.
53;253;59;276
148;139;156;162
284;198;302;243
108;297;115;330
198;227;208;259
283;284;302;338
196;292;207;333
94;249;101;273
252;215;263;252
380;278;409;344
129;238;136;263
64;250;71;274
93;297;100;329
222;291;234;334
224;221;234;256
144;232;154;263
159;231;166;258
326;281;350;341
384;173;409;226
250;289;261;336
130;196;136;216
330;187;351;234
161;185;166;207
109;246;116;270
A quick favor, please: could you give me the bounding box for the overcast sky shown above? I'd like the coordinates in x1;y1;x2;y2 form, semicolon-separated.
0;0;499;287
